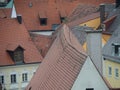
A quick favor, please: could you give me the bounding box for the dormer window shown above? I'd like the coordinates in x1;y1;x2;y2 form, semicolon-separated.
112;43;120;56
59;10;67;23
7;45;25;64
0;0;11;7
38;11;47;26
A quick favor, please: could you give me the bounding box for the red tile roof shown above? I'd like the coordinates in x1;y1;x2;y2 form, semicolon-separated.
30;33;52;57
14;0;114;31
0;18;43;66
0;9;11;18
103;15;117;34
68;12;100;28
26;24;87;90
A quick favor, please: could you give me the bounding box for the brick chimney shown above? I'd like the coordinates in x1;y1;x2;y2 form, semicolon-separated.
116;0;120;8
17;14;22;24
100;4;105;23
85;29;103;75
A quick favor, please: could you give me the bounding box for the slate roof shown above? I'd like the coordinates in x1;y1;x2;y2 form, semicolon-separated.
14;0;114;31
103;5;120;34
0;18;43;66
70;26;93;45
102;25;120;63
26;25;87;90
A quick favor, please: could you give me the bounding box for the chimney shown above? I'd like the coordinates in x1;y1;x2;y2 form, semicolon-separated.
17;14;22;24
116;0;120;8
85;29;103;75
100;4;105;23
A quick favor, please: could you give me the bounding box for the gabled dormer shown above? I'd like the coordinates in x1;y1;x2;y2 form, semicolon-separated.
38;11;47;26
112;43;120;56
59;10;67;23
7;45;25;64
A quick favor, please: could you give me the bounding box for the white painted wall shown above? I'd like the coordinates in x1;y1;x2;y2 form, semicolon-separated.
11;4;17;18
71;56;109;90
31;31;53;36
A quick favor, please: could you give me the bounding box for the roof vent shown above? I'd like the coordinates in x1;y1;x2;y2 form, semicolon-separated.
17;14;22;24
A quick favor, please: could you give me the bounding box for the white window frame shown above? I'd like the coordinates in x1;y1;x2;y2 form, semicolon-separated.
22;73;28;82
115;68;119;79
108;66;112;77
10;73;17;84
0;75;4;84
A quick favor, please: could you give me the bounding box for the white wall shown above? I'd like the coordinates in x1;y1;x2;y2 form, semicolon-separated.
31;31;53;36
71;56;109;90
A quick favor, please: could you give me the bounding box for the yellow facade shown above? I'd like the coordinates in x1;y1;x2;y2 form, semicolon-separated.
102;34;111;42
78;16;120;88
80;18;100;30
104;60;120;88
0;63;39;90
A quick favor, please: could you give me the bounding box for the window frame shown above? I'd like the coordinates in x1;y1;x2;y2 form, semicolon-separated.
11;74;17;84
22;73;28;82
0;75;4;84
108;66;112;76
115;68;119;78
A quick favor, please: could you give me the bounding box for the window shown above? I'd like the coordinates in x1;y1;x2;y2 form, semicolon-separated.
108;67;112;76
14;47;24;64
0;0;11;7
11;74;16;83
22;73;28;82
112;43;120;56
86;88;94;90
115;68;119;78
60;17;65;23
40;18;47;25
0;75;4;84
7;46;24;64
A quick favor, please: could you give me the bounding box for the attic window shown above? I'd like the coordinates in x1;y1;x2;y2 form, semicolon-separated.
112;43;120;56
59;10;67;23
7;46;24;64
38;12;47;26
0;0;11;7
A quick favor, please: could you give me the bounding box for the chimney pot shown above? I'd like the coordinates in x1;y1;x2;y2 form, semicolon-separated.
100;4;105;23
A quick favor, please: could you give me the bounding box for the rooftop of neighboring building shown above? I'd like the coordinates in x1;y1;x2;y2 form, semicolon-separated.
26;24;87;90
0;17;43;66
14;0;114;31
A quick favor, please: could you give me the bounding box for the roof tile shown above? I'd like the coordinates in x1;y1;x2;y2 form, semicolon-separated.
26;25;87;90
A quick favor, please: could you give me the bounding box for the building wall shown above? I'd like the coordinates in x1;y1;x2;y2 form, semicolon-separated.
80;18;100;30
71;56;109;90
104;60;120;88
102;34;111;43
0;63;40;90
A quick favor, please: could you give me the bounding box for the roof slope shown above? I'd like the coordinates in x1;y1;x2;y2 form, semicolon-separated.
14;0;114;31
0;18;43;66
30;33;52;57
102;25;120;63
26;25;87;90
